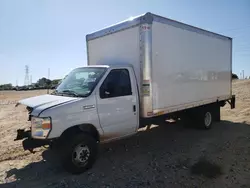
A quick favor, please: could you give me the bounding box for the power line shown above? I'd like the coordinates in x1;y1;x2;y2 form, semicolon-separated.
24;65;29;86
47;68;50;94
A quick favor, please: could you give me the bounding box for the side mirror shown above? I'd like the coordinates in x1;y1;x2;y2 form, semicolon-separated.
104;91;110;95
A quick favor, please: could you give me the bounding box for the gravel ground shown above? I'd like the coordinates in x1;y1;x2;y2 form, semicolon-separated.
0;80;250;188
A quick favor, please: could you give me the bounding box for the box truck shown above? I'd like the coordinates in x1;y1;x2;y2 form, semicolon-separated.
15;12;235;174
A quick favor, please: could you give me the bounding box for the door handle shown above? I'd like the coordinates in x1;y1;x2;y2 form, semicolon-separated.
133;105;136;112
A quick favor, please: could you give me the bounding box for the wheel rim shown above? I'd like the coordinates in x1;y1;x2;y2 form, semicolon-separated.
72;143;90;167
204;112;212;127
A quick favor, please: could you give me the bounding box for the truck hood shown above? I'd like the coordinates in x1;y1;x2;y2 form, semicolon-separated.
16;94;80;111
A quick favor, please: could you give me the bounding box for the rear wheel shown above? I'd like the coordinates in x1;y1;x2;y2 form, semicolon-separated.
181;104;215;129
61;133;98;174
203;111;213;129
196;106;214;129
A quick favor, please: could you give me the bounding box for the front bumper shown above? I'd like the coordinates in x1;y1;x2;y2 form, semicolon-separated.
14;129;51;152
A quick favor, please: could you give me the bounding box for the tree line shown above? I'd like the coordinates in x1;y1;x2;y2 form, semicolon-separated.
0;77;62;91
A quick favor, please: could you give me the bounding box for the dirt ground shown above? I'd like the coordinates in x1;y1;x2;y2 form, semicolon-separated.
0;80;250;188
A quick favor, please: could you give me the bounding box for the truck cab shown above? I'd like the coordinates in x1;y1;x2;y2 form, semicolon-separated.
15;64;140;174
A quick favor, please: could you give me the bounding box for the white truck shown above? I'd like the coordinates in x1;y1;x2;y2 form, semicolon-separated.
15;12;235;174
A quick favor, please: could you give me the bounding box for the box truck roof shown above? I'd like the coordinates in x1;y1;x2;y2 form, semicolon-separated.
77;64;133;69
86;12;232;41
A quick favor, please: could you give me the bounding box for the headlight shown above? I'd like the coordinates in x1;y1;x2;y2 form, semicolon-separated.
31;117;52;139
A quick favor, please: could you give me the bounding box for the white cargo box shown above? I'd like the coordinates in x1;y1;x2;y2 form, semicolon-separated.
86;12;232;118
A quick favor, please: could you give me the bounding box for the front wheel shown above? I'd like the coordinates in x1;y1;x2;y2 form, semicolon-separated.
61;133;98;174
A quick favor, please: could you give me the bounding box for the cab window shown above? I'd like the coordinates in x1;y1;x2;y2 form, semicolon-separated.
100;69;132;98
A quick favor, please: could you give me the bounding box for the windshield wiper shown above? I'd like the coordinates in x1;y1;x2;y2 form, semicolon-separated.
60;90;85;97
51;89;85;97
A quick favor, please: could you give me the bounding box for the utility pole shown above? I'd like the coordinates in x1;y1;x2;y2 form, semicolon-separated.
47;68;50;94
24;65;29;86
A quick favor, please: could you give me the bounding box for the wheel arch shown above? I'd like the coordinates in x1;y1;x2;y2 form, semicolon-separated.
60;123;100;142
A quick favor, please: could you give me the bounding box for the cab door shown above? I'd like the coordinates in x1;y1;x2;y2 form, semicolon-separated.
96;67;139;142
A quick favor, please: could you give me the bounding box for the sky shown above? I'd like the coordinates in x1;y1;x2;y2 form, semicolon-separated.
0;0;249;85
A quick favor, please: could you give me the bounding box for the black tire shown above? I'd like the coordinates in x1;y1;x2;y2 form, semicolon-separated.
61;133;98;174
196;106;213;130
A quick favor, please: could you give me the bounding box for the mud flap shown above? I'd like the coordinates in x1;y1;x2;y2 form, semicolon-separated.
230;95;235;109
227;95;235;109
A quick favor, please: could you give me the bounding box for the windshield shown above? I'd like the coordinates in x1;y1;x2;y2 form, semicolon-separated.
54;67;107;97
